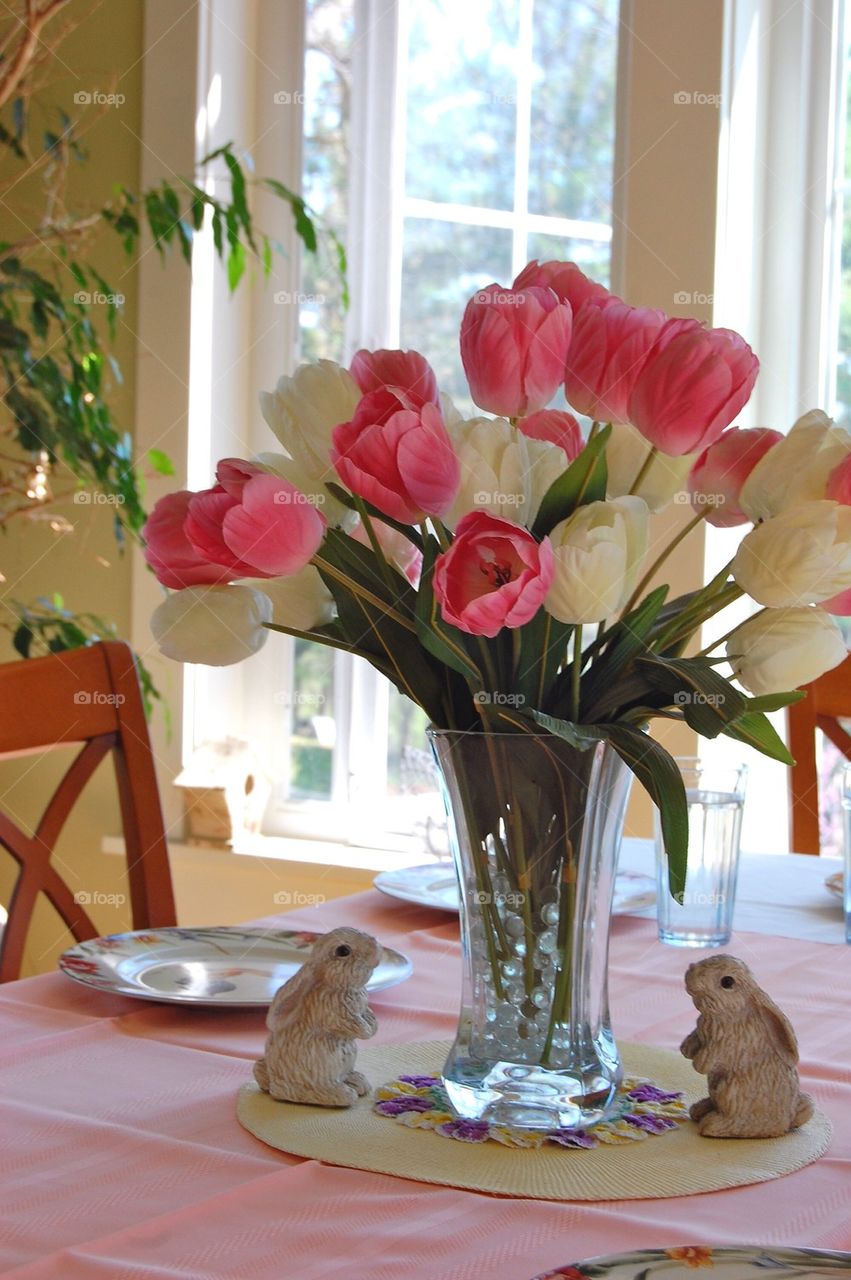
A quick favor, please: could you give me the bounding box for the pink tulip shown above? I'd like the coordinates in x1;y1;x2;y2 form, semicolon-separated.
460;284;572;417
432;511;554;637
827;454;851;505
513;259;609;313
350;348;438;406
688;427;782;527
627;323;759;456
564;298;667;423
518;409;584;461
186;464;326;579
143;491;237;589
820;587;851;616
332;389;459;524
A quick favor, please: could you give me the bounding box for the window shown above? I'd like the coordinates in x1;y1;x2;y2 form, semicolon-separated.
261;0;620;844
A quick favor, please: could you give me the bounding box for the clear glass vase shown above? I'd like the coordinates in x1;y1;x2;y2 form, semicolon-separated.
429;729;632;1133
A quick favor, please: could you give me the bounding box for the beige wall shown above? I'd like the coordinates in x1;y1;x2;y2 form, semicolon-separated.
614;0;725;840
0;1;145;974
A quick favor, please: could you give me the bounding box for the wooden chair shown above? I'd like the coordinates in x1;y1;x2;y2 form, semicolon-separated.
788;653;851;854
0;641;176;981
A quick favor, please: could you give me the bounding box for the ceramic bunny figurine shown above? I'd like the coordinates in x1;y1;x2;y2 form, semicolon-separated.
254;927;381;1107
680;954;813;1138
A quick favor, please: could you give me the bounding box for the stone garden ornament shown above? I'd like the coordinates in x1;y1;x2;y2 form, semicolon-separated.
681;955;814;1138
254;927;381;1107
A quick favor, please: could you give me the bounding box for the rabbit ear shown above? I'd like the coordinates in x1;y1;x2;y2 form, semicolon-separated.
266;961;316;1032
753;990;799;1067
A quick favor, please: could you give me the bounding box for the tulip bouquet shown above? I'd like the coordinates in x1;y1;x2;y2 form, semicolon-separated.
144;258;851;904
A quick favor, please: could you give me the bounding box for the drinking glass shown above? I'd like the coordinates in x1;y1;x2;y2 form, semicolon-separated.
655;759;747;947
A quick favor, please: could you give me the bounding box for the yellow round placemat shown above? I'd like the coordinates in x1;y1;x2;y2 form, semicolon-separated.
236;1041;831;1201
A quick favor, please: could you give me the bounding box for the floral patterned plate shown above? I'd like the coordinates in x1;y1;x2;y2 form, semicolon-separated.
374;866;655;915
59;926;412;1006
532;1247;851;1280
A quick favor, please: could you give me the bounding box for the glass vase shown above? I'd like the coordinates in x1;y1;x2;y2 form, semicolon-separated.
429;729;632;1133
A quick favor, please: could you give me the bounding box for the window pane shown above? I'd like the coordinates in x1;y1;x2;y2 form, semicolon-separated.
289;639;335;801
404;0;518;209
299;0;353;363
528;0;618;221
526;230;611;287
400;218;513;408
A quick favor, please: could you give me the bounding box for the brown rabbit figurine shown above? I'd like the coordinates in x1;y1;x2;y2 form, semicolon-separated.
254;927;381;1107
680;955;813;1138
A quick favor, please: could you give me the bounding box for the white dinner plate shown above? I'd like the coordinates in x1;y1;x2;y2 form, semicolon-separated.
530;1246;851;1280
59;926;412;1007
373;865;656;916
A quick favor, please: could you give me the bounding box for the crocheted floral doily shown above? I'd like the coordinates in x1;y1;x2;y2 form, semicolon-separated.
373;1074;688;1149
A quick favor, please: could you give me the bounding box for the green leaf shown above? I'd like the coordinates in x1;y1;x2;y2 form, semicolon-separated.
531;423;611;538
722;711;795;765
636;654;746;737
746;690;806;713
147;448;174;476
414;537;481;684
227;239;245;291
12;625;32;659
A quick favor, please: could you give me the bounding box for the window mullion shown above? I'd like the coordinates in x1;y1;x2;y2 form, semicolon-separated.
511;0;534;277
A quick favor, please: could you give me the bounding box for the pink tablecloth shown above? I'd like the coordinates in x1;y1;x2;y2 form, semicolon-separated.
1;892;850;1279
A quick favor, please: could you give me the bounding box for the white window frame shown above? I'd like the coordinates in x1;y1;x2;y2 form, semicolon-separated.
133;0;732;852
704;0;844;854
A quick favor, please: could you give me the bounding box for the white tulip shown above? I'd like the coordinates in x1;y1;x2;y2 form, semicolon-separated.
739;410;851;521
605;421;696;513
259;360;361;526
731;500;851;606
444;415;568;531
726;607;847;695
151;586;272;667
240;566;335;632
545;496;649;624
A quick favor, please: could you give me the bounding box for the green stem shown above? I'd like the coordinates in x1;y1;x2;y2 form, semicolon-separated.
570;625;583;722
627;444;658;495
452;761;507;998
312;556;417;632
619;509;705;620
697;607;766;658
353;496;398;594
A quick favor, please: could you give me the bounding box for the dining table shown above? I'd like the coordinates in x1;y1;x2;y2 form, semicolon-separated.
1;840;850;1279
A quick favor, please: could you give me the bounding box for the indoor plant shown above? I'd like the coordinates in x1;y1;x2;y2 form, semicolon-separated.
143;258;851;1131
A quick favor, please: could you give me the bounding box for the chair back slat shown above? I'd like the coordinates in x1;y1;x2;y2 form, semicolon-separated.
788;654;851;854
0;641;176;980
